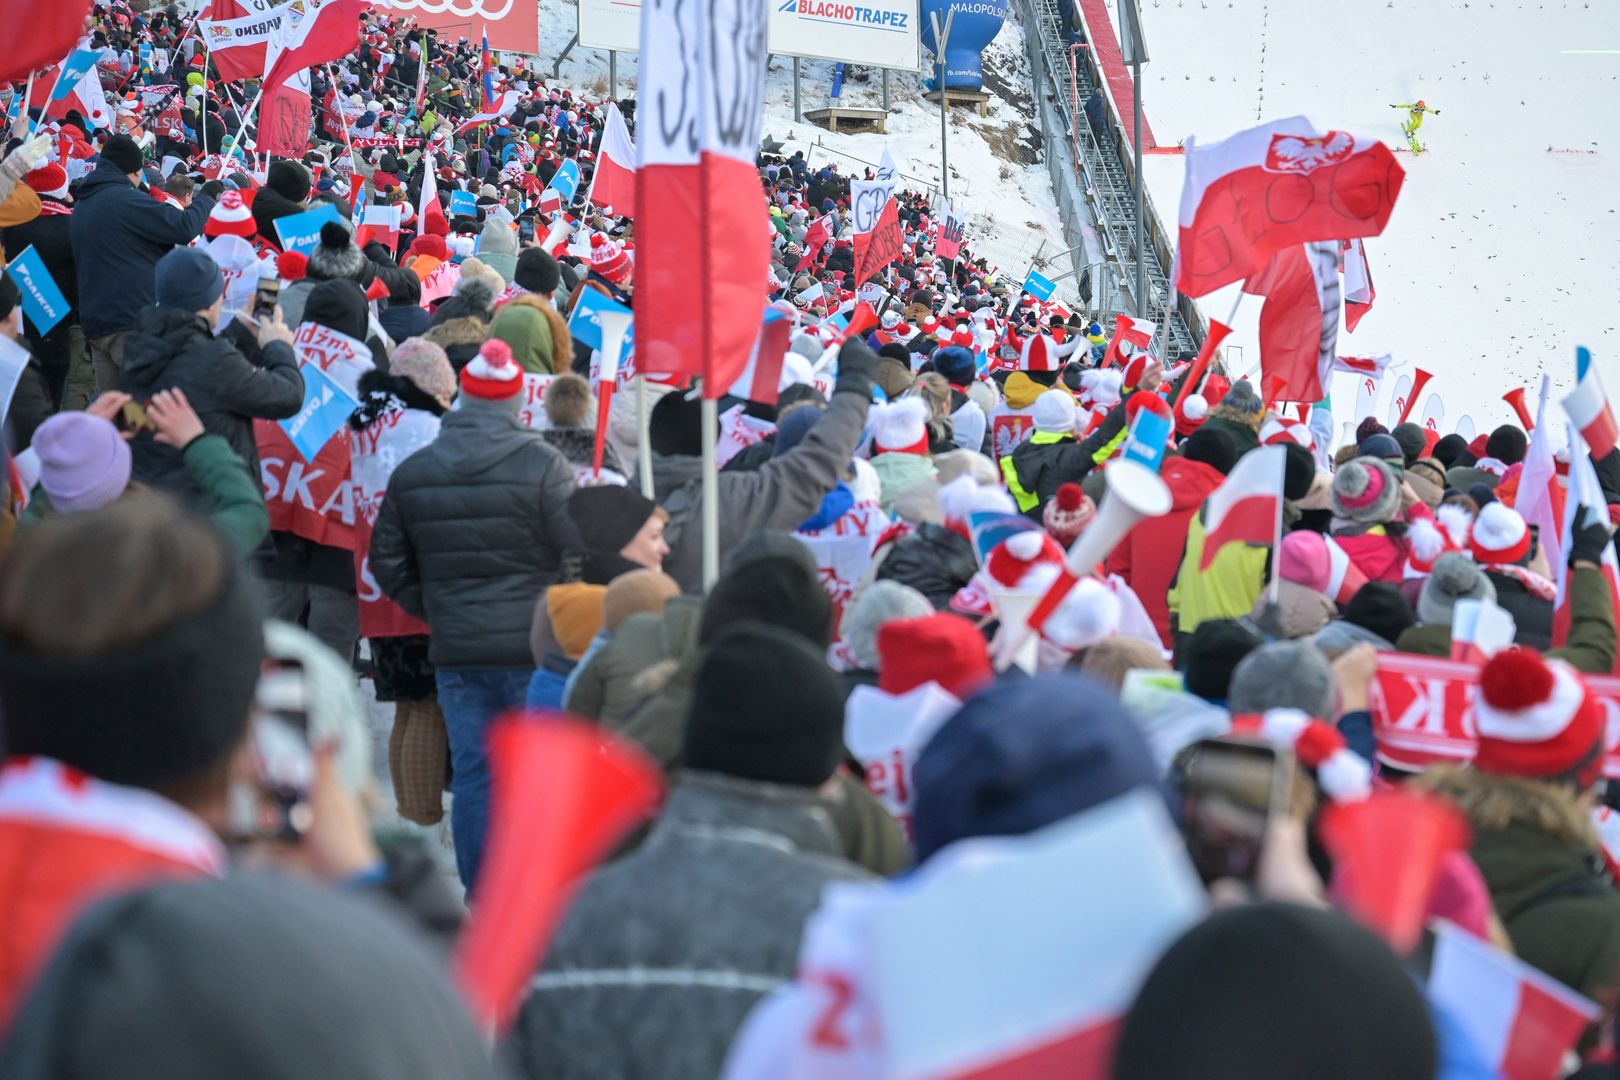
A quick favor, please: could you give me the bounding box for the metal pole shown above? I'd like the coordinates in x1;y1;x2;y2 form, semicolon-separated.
637;375;654;499
793;56;802;122
1132;59;1145;317
700;396;720;590
609;51;617;100
881;68;890;110
931;11;953;200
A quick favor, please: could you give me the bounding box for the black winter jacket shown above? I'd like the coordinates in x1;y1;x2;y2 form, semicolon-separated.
370;401;582;668
875;523;978;609
1004;398;1129;516
1;202;77;333
120;307;304;501
69;163;213;338
1485;570;1555;651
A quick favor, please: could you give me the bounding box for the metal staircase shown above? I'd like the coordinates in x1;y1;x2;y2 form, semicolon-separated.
1020;0;1199;359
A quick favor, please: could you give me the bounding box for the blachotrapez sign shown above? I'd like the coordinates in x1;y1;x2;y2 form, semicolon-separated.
920;0;1006;91
579;0;920;69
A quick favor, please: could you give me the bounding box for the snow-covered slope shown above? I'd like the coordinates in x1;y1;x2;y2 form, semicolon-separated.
1124;0;1620;432
538;0;1076;301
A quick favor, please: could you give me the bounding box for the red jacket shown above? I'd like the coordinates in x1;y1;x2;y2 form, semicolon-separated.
0;758;224;1029
1107;456;1228;646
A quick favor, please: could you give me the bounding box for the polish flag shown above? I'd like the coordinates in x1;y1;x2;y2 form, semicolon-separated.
417;160;449;237
1241;241;1341;404
1199;445;1286;571
1322;535;1367;606
634;0;770;395
201;0;284;84
1553;424;1620;673
1562;347;1618;461
1428;921;1597;1080
1517;378;1565;576
1099;314;1156;369
1342;238;1376;331
587;103;637;217
33;62;113;130
454;90;522;135
1174;117;1405;298
1334;353;1393;378
263;0;365;92
798;215;832;270
727;307;795;405
259;66;312;159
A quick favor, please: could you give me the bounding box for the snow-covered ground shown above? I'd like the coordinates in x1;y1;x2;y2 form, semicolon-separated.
1117;0;1620;436
538;0;1078;303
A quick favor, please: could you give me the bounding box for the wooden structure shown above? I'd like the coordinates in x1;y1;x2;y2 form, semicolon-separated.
924;88;992;118
803;106;888;135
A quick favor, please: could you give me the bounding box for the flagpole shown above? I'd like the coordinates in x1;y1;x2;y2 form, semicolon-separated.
227;83;267;164
1268;456;1283;608
324;63;360;174
700;395;720;590
19;71;35;138
199;40;211;158
637;375;654;499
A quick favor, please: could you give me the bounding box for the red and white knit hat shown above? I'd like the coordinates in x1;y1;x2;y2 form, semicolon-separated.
984;529;1065;589
1227;709;1373;802
1405;504;1472;577
1122;351;1157;391
459;340;524;400
1174;392;1209;438
1261;417;1315;450
22;162;68;199
867;396;931;456
205;189;256;238
1474;647;1604;786
1469;502;1531;565
588;232;631;284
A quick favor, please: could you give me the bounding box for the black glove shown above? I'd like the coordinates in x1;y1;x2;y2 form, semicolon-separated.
834;336;878;398
199;179;225;200
1568;504;1614;567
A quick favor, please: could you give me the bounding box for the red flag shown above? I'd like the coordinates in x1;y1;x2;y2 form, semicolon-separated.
1242;242;1341;405
851;199;902;288
1342;237;1376;332
263;0;365;92
1175;117;1404;298
726;308;795;405
0;0;92;84
1098;314;1156;370
633;0;770;395
1199;445;1285;571
587;103;637;216
797;215;832;271
259;70;312;159
202;0;283;83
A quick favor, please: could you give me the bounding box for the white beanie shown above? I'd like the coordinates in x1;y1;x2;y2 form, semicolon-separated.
868;396;931;456
1032;389;1077;435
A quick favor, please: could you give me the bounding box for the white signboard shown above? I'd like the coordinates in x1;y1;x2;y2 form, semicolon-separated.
580;0;921;69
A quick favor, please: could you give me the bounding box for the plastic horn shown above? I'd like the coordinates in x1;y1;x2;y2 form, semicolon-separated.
1395;367;1434;426
542;215;573;252
988;586;1046;674
994;459;1174;671
1261;372;1287;409
835;301;880;344
1502;387;1534;431
1172;319;1234;410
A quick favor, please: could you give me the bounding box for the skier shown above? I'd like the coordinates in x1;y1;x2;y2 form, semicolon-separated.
1389;100;1439;151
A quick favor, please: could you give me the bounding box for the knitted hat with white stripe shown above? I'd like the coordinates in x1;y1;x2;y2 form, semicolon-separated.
984;529;1064;590
868;396;931;456
204;189;256;238
1474;647;1605;787
1227;709;1373;803
1261;417;1315;451
459;340;523;400
1469;502;1531;565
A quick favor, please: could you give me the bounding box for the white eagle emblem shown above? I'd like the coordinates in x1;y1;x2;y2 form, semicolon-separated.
1265;131;1355;174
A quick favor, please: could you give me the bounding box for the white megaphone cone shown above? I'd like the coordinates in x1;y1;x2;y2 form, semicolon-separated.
596;309;632;384
988;584;1047;674
543;215;574;252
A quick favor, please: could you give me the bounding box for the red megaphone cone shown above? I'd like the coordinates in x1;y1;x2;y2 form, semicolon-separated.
1503;386;1534;431
1172;319;1233;410
1261;372;1287;408
1319;789;1468;955
453;711;662;1032
1396;367;1434;426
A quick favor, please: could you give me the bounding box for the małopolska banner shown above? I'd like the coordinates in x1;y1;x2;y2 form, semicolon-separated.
920;0;1005;91
579;0;919;69
370;0;538;54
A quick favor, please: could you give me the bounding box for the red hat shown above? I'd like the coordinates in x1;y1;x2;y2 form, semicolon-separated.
1122;351;1156;391
1042;482;1095;547
1469;502;1530;565
1228;709;1373;802
589;232;631;284
984;529;1064;589
1174;392;1209;437
204;189;256;238
460;340;524;400
1474;647;1605;786
876;613;993;699
22;162;68;199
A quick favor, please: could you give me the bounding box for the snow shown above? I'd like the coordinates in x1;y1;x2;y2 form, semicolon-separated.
536;0;1077;301
1118;0;1620;439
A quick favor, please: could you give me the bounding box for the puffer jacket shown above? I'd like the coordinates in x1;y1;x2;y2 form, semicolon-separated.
369;400;582;668
119;307;304;501
1001;399;1130;515
508;771;874;1080
1418;766;1620;1003
1107;454;1226;645
69;163;214;338
875;523;978;610
1484;569;1554;650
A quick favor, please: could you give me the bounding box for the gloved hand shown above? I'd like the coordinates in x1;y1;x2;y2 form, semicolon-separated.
1568;504;1614;567
0;133;52;182
199;179;225;200
834;336;878;398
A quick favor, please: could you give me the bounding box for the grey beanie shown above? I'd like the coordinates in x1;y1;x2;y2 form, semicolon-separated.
1417;552;1497;625
1227;640;1336;720
306;220;369;283
153;247;225;312
1221;379;1262;416
842;580;933;670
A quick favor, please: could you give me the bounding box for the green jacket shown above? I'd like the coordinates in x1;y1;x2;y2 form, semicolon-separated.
24;433;268;555
1395;565;1617;674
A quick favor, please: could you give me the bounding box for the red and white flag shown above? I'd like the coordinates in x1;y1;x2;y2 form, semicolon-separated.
1322;534;1367;606
726;308;795;405
634;0;770;395
1554;425;1620;673
263;0;364;92
31;61;113;130
1342;237;1376;332
1562;349;1618;461
259;66;312;159
798;215;832;271
1174;117;1404;298
454;90;523;135
1428;920;1597;1080
1199;445;1286;571
587;103;637;215
1242;241;1341;404
1099;314;1156;369
1517;378;1565;576
417;159;449;237
1334;352;1393;378
202;0;288;84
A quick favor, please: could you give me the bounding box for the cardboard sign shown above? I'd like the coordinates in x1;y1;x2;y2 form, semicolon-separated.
50;48;102;101
568;287;634;374
1120;403;1172;472
546;159;581;203
1371;652;1620;777
1023;270;1057;301
6;245;69;335
448;188;478;219
274;203;346;257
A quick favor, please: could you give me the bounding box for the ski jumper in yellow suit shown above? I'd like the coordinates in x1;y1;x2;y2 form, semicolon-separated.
1392;102;1439;136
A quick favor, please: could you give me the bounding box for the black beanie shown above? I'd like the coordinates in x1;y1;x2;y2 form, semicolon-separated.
699;554;832;648
1431;433;1470;470
514;248;560;295
649;390;705;458
267;158;312;203
569;485;656;554
100;133;144;175
1390;422;1427;466
1485;423;1528;465
683;621;846;787
1180;619;1260;702
0;551;264;790
877;341;911;366
302;279;369;342
1114;903;1437;1080
1282;442;1315;501
1343;581;1415;646
1181;427;1236;475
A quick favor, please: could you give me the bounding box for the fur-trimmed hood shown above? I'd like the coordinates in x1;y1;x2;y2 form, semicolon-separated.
1415;764;1596;847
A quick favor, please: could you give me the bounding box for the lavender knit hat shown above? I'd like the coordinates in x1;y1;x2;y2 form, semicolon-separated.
390;337;457;408
34;413;131;512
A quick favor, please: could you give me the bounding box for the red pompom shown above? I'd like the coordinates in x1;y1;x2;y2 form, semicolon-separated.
275;250;308;282
1055;482;1084;511
1480;647;1555;710
479;338;514;367
590;232;606;248
1125;390;1171;418
1293;720;1345;766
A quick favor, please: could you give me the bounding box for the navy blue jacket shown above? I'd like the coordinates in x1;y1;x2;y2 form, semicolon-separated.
69;162;214;338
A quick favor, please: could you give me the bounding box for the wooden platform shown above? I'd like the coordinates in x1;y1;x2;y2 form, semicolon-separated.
924;89;991;117
803;106;887;134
